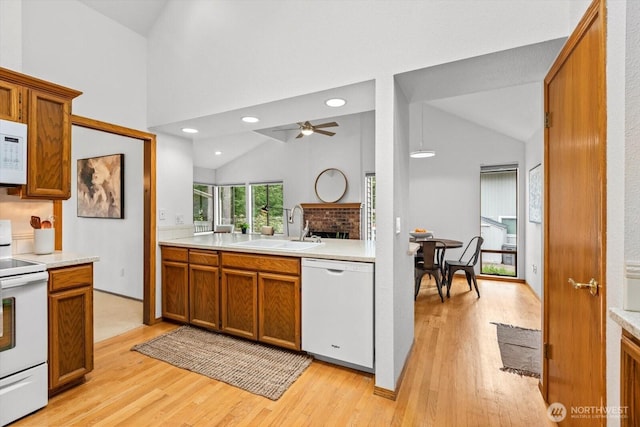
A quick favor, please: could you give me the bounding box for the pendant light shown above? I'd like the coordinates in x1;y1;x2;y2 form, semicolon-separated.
410;103;436;158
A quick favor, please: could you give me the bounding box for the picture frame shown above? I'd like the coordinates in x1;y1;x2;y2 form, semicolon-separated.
77;153;124;219
529;163;542;223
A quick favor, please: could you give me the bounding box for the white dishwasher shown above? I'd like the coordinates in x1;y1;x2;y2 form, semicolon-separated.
301;258;374;372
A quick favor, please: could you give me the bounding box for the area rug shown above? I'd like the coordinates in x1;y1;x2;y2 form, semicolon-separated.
491;322;541;378
131;325;312;400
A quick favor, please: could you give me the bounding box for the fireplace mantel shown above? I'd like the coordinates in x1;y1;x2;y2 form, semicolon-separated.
301;203;362;209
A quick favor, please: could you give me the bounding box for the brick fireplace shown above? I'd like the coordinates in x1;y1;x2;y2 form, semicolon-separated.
301;203;362;240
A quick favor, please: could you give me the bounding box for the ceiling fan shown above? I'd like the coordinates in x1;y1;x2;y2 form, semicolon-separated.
274;121;339;138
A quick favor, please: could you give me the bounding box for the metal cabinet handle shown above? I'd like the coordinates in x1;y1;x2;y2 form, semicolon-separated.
568;278;599;296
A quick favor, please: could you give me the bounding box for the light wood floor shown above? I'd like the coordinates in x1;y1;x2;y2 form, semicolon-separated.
15;277;554;426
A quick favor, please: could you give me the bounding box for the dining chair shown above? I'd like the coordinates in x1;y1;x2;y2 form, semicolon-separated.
444;236;484;298
415;240;446;302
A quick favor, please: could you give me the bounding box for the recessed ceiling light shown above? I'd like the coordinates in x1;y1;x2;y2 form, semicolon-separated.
241;116;260;123
181;127;199;134
214;151;222;156
325;98;346;107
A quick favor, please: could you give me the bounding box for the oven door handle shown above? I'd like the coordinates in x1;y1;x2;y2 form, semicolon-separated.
0;271;48;290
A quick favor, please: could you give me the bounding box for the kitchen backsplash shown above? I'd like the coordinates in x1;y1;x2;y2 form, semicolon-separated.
0;188;53;254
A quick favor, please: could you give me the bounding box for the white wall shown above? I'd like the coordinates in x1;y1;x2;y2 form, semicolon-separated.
147;0;573;127
0;0;22;70
194;167;216;184
64;127;144;299
214;112;375;234
409;104;526;271
156;132;194;317
525;126;544;298
609;0;638;423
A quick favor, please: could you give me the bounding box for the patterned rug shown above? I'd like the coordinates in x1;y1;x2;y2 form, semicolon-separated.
492;322;541;378
132;325;312;400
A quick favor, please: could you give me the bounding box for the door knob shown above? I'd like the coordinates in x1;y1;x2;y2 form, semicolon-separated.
568;278;599;296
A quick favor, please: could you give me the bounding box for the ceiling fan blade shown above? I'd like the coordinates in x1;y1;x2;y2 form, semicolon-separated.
313;122;339;129
314;129;336;137
295;132;305;138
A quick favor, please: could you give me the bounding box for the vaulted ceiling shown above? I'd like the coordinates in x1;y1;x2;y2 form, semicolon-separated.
78;1;564;170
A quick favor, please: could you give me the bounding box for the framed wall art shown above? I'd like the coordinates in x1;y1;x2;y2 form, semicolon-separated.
77;153;124;219
529;163;542;224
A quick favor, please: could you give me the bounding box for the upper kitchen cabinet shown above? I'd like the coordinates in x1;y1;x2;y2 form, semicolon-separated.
0;67;82;199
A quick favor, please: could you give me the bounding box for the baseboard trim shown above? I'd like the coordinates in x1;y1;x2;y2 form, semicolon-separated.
477;274;525;284
373;340;414;401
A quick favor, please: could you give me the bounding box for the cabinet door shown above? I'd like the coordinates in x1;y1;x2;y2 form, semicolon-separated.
0;81;25;122
190;264;219;330
622;333;640;426
49;285;93;391
221;268;257;340
258;272;301;350
25;89;71;199
162;260;189;323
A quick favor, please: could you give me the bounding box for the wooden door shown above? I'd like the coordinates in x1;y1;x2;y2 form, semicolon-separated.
221;268;258;340
0;81;25;122
189;264;219;330
258;272;301;350
49;285;93;391
543;0;606;422
26;89;71;199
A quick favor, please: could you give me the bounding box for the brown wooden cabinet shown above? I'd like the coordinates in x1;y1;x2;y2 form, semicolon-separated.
221;252;301;350
161;246;189;323
221;268;258;340
161;246;220;331
189;249;220;330
48;263;94;395
621;330;640;426
0;80;25;122
0;67;81;199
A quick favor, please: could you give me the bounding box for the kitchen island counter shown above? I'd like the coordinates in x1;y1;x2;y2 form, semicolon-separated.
159;233;375;263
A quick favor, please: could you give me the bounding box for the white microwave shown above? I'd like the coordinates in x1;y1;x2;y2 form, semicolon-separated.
0;119;28;185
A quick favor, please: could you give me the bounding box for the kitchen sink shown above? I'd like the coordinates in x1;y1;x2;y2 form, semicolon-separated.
228;239;322;251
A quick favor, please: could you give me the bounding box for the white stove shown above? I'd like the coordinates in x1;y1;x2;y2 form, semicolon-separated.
0;219;48;426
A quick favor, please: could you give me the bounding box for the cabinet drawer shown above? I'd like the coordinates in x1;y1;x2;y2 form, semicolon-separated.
162;246;188;262
189;250;218;266
222;252;300;275
49;263;93;292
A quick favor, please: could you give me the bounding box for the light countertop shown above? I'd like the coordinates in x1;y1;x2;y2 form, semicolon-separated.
610;307;640;341
159;233;375;263
16;251;100;269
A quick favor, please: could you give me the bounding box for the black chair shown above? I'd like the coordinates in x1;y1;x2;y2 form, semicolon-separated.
445;236;483;298
415;240;447;302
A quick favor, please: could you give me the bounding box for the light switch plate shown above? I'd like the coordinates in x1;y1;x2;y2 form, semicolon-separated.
395;217;401;234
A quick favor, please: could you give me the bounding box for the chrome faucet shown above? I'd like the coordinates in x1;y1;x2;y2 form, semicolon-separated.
289;204;308;241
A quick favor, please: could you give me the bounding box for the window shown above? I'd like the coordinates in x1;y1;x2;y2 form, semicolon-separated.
193;184;214;232
217;184;246;230
365;173;376;240
250;182;284;234
480;165;518;277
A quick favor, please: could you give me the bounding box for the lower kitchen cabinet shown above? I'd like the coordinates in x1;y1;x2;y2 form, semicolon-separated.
621;330;640;426
161;246;220;330
221;269;258;340
161;247;189;323
48;263;94;395
258;272;300;350
189;250;220;330
221;252;301;350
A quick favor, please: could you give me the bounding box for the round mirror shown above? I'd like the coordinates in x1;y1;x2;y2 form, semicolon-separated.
314;168;348;203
